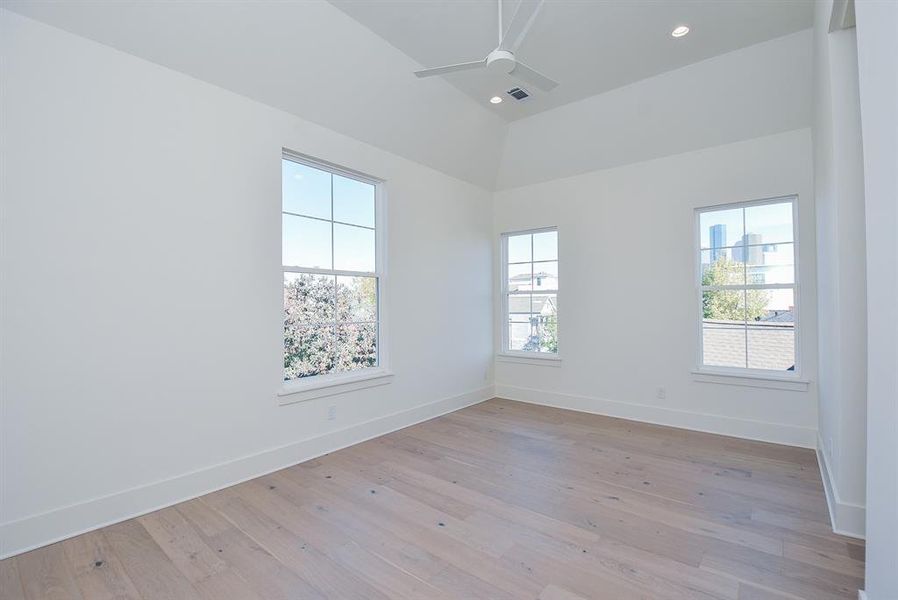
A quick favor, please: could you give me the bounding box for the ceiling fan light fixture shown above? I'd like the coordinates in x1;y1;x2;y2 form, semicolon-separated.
486;49;516;74
671;25;690;38
412;0;559;93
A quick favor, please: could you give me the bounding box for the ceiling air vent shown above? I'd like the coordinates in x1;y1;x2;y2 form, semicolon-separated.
506;87;530;101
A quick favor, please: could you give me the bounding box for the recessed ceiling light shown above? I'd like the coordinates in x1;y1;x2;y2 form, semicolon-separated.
490;96;503;104
671;25;690;38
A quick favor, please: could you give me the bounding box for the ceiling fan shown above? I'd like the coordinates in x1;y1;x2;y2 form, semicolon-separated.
414;0;558;93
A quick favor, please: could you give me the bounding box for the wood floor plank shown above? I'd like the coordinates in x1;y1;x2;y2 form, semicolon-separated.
194;524;324;600
199;485;391;600
281;485;451;583
192;569;264;600
138;506;227;584
102;520;202;600
61;529;143;600
700;538;864;600
267;465;545;598
539;583;590;600
737;581;805;599
500;542;655;600
411;419;829;521
329;541;450;600
466;510;740;600
0;553;27;600
16;543;83;600
3;398;864;599
381;432;712;566
427;563;517;599
783;541;866;578
372;434;783;556
308;459;516;558
447;408;827;494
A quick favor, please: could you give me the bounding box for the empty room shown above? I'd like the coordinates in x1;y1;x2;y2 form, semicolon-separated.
1;0;896;598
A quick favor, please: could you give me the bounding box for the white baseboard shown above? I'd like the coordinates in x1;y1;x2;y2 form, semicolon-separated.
0;385;494;559
816;433;866;539
495;384;818;449
858;591;867;600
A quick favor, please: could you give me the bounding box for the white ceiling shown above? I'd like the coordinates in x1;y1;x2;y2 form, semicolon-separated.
330;0;814;121
3;0;814;188
2;0;508;188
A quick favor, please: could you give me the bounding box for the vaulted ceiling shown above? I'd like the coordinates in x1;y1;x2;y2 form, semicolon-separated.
3;0;813;189
330;0;813;121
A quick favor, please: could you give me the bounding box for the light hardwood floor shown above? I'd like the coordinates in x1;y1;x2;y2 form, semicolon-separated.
2;398;864;599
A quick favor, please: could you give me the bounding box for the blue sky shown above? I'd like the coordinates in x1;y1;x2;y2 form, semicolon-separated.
508;230;557;263
282;159;375;272
699;201;794;249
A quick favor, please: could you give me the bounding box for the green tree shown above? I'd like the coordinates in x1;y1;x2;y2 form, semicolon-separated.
284;274;377;380
702;257;768;321
541;315;558;353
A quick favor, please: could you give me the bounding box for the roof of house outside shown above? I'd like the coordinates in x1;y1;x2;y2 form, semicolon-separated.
508;294;558;316
703;319;795;371
759;310;795;323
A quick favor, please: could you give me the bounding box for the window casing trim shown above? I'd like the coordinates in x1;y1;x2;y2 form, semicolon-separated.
280;149;390;397
691;369;809;392
496;353;562;367
279;368;395;404
693;194;802;380
499;226;560;359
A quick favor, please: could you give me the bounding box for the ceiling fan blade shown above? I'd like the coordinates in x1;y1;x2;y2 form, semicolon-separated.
511;61;558;92
414;60;486;78
499;0;544;51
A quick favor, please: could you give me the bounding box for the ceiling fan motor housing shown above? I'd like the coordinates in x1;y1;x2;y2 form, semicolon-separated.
486;49;516;74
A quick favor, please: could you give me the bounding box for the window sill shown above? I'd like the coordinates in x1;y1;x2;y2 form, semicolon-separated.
278;369;394;405
496;353;562;367
691;369;809;392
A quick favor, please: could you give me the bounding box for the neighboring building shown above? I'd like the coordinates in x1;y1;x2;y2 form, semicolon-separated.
508;294;557;351
507;268;558;293
747;242;795;286
733;233;764;265
709;224;726;261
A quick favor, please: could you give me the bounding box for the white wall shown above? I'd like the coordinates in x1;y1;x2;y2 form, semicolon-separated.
2;0;508;190
0;10;494;558
493;129;819;447
811;0;868;538
496;30;813;190
855;0;898;596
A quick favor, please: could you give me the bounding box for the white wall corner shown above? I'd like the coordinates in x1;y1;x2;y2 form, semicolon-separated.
0;385;494;560
817;433;866;539
830;0;856;32
495;385;818;449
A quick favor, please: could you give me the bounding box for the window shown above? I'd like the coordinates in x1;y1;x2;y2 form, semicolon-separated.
500;228;559;355
697;197;798;375
282;153;382;382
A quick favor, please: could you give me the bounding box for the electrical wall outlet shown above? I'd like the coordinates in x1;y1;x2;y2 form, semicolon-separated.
656;386;666;400
327;405;337;421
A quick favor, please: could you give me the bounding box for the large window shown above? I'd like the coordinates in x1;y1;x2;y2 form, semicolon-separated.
282;153;382;381
697;197;798;374
501;228;558;356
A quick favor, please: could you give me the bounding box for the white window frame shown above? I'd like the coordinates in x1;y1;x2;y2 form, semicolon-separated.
279;150;391;403
498;226;561;363
693;195;803;384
